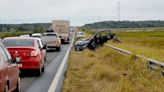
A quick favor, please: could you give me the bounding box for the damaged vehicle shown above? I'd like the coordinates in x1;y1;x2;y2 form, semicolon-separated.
74;39;90;51
74;30;120;51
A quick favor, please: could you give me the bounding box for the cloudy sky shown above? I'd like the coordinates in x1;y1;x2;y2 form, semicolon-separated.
0;0;164;26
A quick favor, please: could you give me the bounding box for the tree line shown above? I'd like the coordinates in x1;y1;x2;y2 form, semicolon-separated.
82;21;164;29
0;23;51;33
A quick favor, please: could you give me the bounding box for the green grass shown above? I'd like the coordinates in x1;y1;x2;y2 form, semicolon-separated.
115;31;164;38
108;29;164;61
63;47;164;92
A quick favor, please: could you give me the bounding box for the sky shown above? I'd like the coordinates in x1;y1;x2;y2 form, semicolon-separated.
0;0;164;26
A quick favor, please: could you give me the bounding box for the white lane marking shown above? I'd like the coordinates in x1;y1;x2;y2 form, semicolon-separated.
48;32;75;92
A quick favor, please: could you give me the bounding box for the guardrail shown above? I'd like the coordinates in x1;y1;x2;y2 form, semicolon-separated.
105;44;164;74
48;32;75;92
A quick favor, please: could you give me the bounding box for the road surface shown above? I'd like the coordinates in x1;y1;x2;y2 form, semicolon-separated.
20;42;71;92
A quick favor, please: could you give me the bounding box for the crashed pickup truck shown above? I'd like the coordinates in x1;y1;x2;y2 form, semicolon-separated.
42;32;61;51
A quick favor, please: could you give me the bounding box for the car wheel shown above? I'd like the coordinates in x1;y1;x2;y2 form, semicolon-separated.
4;84;9;92
44;56;47;62
36;68;42;77
41;65;45;72
75;46;80;51
56;47;60;51
15;78;20;92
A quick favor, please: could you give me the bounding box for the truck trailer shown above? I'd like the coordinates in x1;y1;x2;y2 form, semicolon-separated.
52;20;70;44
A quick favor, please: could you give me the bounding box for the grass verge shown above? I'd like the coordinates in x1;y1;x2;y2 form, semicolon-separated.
108;30;164;61
63;47;164;92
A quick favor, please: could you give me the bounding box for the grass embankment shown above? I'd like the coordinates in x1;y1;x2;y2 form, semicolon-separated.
63;47;164;92
109;30;164;61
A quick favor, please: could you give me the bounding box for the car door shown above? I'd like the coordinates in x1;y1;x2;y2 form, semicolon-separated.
0;46;19;90
37;39;46;62
0;48;8;92
35;40;44;68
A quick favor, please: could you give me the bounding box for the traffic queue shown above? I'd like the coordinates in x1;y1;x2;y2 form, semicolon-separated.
0;30;70;92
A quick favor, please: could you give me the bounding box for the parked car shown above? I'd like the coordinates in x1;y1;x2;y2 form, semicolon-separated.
59;34;69;44
42;32;61;51
2;37;46;76
0;43;20;92
76;32;85;38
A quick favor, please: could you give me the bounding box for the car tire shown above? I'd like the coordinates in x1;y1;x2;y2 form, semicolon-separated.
44;56;47;62
56;47;60;51
15;78;20;92
41;65;45;72
36;68;42;77
4;84;9;92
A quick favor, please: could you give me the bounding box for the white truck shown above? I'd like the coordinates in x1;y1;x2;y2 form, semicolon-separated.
52;20;70;44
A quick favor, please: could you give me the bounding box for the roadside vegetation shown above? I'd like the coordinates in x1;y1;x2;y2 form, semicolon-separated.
0;31;32;38
108;29;164;61
63;47;164;92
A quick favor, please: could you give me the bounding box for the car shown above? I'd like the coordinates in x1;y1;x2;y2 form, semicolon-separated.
59;34;69;44
19;34;30;37
74;39;90;51
0;43;20;92
76;32;85;38
74;30;113;51
0;38;2;42
31;33;42;38
42;32;61;51
2;37;46;76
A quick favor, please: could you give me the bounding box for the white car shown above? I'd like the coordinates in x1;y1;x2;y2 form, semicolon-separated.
19;34;30;37
77;32;85;38
31;33;42;38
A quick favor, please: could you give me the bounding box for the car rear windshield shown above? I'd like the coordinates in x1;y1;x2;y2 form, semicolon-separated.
3;39;34;47
43;33;57;37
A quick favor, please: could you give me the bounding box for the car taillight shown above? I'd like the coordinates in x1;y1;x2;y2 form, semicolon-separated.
31;50;38;57
56;39;60;42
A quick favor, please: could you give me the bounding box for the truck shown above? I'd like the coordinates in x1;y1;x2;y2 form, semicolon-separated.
52;20;70;44
42;32;61;51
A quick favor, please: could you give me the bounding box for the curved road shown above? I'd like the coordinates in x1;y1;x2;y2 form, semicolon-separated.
20;44;70;92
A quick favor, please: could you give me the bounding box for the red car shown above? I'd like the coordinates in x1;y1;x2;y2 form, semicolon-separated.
0;43;20;92
2;37;46;76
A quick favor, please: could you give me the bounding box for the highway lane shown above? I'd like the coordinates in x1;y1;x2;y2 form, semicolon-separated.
20;44;70;92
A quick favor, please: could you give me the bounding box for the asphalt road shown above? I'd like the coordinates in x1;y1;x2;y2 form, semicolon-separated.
20;44;70;92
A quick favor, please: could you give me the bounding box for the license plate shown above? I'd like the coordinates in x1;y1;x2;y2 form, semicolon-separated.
16;57;21;61
17;64;22;67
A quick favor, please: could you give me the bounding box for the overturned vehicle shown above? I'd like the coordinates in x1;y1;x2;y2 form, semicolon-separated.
74;30;120;51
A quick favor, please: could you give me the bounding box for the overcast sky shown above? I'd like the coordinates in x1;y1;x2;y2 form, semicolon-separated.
0;0;164;26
